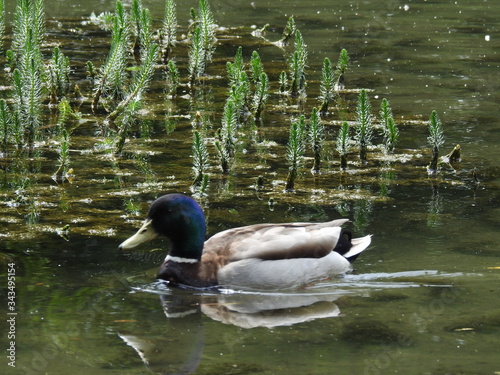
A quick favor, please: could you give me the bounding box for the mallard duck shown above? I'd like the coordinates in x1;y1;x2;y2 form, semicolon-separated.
119;193;371;290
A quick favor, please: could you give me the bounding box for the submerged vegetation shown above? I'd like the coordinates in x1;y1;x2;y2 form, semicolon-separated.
0;0;468;237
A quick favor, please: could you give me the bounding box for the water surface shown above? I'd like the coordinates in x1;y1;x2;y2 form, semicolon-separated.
1;1;500;374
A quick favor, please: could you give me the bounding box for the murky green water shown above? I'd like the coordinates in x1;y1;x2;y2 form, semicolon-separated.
1;0;500;374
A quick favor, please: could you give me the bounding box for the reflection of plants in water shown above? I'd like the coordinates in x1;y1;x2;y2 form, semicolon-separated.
353;198;373;234
427;183;443;228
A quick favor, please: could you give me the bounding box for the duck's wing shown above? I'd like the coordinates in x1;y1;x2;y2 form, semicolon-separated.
204;219;349;261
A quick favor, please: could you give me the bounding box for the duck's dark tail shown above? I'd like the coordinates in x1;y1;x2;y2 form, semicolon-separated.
333;230;353;257
338;231;372;263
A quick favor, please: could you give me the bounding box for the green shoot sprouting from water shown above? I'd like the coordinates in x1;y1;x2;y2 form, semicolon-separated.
197;0;217;64
188;26;204;86
56;98;79;132
380;98;399;153
249;51;268;119
92;0;130;112
252;73;269;120
308;107;324;173
13;0;45;66
227;47;250;118
285;115;306;191
289;30;308;97
192;129;210;187
427;110;444;174
336;121;351;170
250;50;264;84
161;0;177;62
280;16;296;45
279;71;288;93
11;0;46;149
318;57;335;115
0;99;12;153
227;46;244;86
334;48;349;90
54;128;70;180
355;89;373;164
0;0;5;53
166;60;180;97
49;47;71;103
216;99;238;173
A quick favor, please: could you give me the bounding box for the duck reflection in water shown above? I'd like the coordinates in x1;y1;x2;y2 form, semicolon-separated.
118;286;357;374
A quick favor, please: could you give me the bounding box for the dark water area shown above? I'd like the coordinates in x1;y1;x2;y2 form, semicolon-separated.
1;0;500;374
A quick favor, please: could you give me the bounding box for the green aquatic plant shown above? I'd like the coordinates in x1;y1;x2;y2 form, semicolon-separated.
166;60;180;97
289;30;308;97
308;107;324;173
92;0;130;111
280;16;296;45
336;121;351;170
10;0;46;148
0;99;12;152
227;47;251;118
107;42;158;123
252;72;269;120
427;110;444;174
318;57;335;115
161;0;177;62
250;50;264;84
0;0;4;53
49;47;71;103
197;0;217;64
216;99;238;173
379;98;399;153
130;0;143;55
334;48;349;89
285;115;306;191
355;89;373;163
136;7;154;63
279;71;288;93
56;98;79;132
15;58;44;148
108;43;158;153
54;128;70;180
192;130;210;186
13;0;45;65
188;26;204;86
227;46;245;86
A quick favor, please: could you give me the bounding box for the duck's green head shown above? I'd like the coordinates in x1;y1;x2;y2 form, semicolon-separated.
119;194;207;261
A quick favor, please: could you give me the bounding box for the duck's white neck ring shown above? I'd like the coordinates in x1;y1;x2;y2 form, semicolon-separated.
165;255;199;264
